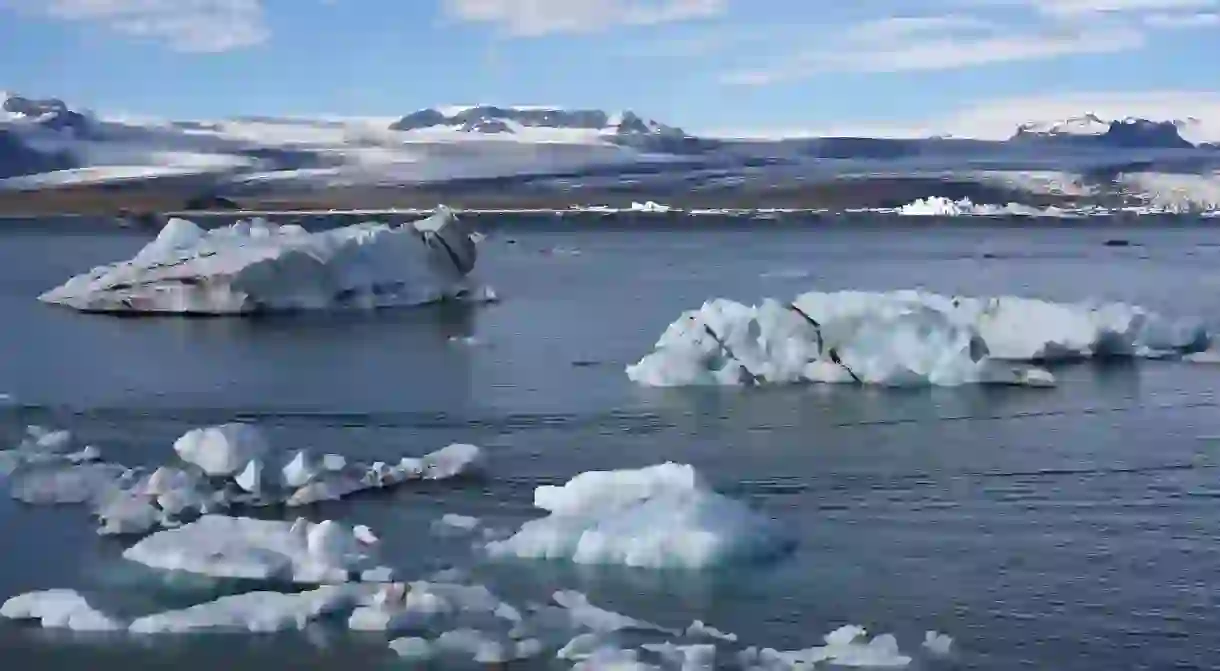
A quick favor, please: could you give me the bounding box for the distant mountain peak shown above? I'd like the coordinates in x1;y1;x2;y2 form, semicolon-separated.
1012;113;1195;149
387;104;685;139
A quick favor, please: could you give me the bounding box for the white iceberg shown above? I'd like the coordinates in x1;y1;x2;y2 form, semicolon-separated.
485;463;789;569
627;289;1212;387
0;589;123;631
38;207;484;314
121;515;393;583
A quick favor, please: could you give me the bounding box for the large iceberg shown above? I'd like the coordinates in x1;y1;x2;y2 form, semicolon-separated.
38;206;485;314
485;463;790;569
627;289;1212;387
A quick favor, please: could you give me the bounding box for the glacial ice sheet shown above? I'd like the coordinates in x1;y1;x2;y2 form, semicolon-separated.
627;289;1212;387
38;207;488;314
485;462;790;569
121;515;393;583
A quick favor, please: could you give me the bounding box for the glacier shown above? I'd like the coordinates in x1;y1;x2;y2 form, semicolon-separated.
627;289;1212;388
38;206;486;314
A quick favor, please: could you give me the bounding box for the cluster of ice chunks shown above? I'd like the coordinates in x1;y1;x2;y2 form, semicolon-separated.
1;428;953;669
0;422;482;536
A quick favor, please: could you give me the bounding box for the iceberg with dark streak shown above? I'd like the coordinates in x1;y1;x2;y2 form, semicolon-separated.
38;206;487;315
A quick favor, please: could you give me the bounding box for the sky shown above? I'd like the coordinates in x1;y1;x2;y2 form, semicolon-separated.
1;0;1218;138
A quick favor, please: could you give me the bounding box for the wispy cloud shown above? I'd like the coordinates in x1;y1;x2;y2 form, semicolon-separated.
722;15;1142;85
0;0;269;52
719;0;1216;86
441;0;727;36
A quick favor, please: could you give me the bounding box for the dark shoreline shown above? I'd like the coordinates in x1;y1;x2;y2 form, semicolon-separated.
0;176;1085;217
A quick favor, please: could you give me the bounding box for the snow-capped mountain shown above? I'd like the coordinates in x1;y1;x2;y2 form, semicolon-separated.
389;105;680;137
1012;114;1199;149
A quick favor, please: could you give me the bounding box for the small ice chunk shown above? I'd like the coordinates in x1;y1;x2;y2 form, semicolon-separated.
1;589;123;631
388;636;434;660
141;466;198;497
321;454;347;471
353;524;379;545
772;625;913;668
26;427;74;453
552;591;670;634
96;492;164;536
173;424;270;477
433;514;480;534
281;450;320;487
923;631;953;655
687;619;737;642
234;458;265;494
420;443;482;480
642;642;716;670
558;632;608;660
128;585;362;633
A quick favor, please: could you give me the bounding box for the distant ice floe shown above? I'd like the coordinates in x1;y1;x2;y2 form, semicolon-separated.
486;462;790;569
0;422;482;536
38;206;492;315
628;289;1213;387
897;196;1094;217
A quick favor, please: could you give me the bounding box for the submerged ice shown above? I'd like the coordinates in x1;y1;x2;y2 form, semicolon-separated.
38;206;486;314
486;462;790;569
628;289;1212;387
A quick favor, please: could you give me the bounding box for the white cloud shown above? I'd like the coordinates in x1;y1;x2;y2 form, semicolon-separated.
1;0;268;52
441;0;726;36
722;15;1142;85
1144;10;1220;24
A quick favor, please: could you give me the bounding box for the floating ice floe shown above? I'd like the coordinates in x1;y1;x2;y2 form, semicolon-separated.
0;589;123;631
122;515;394;583
1;423;483;536
627;289;1214;387
38;206;491;314
486;462;790;569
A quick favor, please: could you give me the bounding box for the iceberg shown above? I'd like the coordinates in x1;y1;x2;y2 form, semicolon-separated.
485;463;790;569
38;207;486;314
121;515;393;583
628;289;1212;387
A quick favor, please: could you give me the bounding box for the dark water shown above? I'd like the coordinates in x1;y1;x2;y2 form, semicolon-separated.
3;215;1220;670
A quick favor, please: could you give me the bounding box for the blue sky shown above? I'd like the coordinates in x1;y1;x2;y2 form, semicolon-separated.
1;0;1218;137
